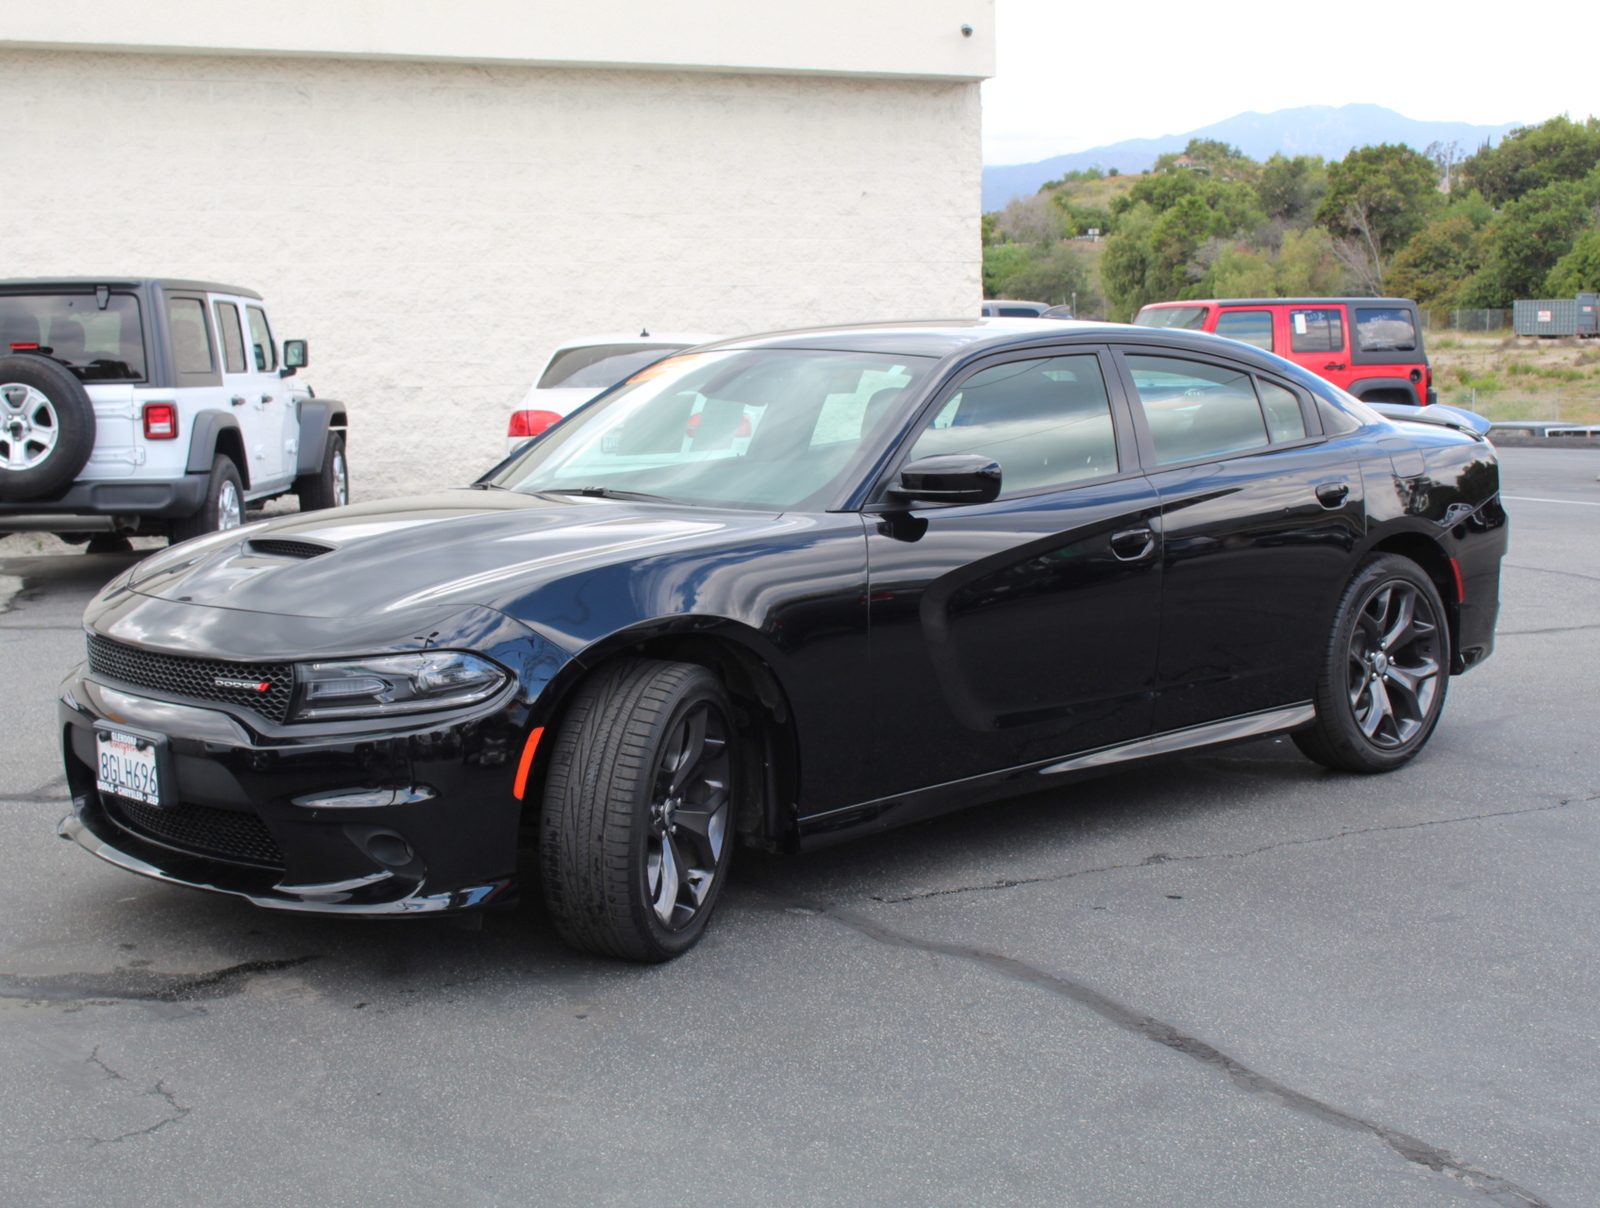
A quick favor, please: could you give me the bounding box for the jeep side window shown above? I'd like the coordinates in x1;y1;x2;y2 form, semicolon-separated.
1289;308;1344;354
246;306;277;372
214;302;248;374
167;297;215;375
1214;309;1273;351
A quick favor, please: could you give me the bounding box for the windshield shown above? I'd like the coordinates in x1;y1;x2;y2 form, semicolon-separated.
0;293;145;381
1134;306;1210;331
537;343;691;390
491;348;934;510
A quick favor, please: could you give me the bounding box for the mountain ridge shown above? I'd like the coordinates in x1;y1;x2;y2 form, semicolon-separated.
982;104;1523;211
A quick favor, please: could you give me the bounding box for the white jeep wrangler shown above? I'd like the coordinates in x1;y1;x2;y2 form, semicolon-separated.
0;278;347;550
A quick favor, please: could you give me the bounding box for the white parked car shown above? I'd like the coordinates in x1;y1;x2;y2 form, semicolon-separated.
506;332;725;455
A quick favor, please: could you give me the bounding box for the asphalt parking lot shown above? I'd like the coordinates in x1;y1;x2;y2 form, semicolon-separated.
1;446;1596;1208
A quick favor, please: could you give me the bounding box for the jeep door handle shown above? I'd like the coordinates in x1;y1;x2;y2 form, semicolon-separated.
1323;363;1347;371
1315;481;1350;508
1109;527;1156;561
230;395;247;406
259;395;274;405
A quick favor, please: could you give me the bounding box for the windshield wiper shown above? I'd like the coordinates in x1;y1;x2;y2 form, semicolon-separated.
542;486;684;504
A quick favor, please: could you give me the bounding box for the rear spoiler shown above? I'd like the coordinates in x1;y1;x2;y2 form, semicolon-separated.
1367;402;1491;440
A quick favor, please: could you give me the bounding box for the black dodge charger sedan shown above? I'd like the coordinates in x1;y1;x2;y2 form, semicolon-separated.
59;319;1507;961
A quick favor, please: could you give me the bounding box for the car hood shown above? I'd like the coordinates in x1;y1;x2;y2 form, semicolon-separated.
118;491;778;623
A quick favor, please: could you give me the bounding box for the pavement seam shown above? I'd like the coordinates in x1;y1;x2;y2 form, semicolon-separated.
865;799;1588;906
768;893;1557;1208
1502;562;1600;584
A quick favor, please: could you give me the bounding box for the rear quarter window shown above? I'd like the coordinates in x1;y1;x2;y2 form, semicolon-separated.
1355;308;1418;352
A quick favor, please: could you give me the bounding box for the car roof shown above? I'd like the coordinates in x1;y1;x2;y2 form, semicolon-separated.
1141;297;1417;308
548;332;727;352
0;277;263;299
703;317;1134;358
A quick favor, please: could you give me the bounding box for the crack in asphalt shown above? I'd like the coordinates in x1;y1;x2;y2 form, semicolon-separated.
0;956;319;1004
1497;621;1600;636
766;894;1554;1208
78;1047;192;1144
866;799;1587;905
1504;562;1600;584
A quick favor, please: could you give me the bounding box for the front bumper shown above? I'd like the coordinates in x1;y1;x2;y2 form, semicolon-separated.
58;672;528;917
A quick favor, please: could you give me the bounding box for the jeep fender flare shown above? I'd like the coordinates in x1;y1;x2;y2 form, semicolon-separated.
294;399;348;477
1348;377;1421;407
185;410;251;489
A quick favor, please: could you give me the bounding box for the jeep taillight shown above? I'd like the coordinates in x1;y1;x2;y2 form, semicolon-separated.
508;409;562;439
143;403;178;439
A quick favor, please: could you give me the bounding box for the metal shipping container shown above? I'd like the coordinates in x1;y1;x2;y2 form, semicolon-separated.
1514;294;1599;337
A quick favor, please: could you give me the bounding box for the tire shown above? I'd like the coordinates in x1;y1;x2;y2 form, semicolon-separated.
168;455;245;545
295;433;348;512
1293;554;1450;773
541;659;738;962
0;355;96;501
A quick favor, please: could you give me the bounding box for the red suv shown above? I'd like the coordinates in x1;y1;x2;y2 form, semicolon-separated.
1133;297;1435;407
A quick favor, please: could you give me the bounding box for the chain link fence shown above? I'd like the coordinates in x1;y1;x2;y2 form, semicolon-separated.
1420;309;1511;333
1441;386;1600;425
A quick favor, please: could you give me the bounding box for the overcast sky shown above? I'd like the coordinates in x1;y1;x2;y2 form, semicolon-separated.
982;0;1600;164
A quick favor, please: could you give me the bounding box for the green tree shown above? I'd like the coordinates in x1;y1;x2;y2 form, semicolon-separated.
1257;154;1327;224
1382;191;1495;307
1100;201;1159;320
1459;115;1600;206
1317;144;1441;253
991;244;1102;311
1462;171;1600;304
982;243;1033;297
1546;226;1600;294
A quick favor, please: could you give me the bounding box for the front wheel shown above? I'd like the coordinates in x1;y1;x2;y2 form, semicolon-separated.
540;659;737;962
295;433;348;512
1294;554;1450;773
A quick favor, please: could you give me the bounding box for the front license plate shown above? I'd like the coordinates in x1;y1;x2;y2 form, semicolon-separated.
94;728;164;806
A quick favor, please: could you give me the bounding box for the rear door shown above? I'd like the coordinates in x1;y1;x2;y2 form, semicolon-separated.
1113;346;1364;731
861;347;1163;800
1282;304;1356;394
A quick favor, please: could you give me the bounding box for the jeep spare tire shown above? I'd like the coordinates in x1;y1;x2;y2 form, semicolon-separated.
0;355;96;501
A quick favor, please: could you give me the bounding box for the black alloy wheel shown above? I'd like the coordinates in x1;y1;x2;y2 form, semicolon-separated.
1295;553;1449;773
540;659;737;962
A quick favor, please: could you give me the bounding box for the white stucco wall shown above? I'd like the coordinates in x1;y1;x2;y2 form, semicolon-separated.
0;49;982;497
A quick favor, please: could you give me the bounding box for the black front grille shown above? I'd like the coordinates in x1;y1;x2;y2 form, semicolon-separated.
249;538;332;559
104;796;285;868
87;635;295;723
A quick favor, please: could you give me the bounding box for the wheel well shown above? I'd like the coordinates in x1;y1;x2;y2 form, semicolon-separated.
1358;388;1414;408
551;634;801;853
212;425;250;489
1368;532;1461;658
330;410;347;430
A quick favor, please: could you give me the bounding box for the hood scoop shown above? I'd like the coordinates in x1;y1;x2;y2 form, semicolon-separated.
249;537;335;560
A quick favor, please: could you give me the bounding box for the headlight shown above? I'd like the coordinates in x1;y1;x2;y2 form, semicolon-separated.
290;651;510;721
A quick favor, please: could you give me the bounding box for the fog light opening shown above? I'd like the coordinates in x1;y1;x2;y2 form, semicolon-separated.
364;831;415;868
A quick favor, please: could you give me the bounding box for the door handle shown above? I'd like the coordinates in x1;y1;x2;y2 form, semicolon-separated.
259;394;273;405
1315;481;1350;508
1109;527;1156;561
230;395;246;406
1323;363;1347;371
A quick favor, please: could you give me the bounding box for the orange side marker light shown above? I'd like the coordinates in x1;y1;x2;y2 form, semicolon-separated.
512;727;545;800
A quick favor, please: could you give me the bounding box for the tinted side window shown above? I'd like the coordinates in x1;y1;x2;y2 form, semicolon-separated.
1214;309;1274;350
1134;306;1210;330
246;306;277;371
910;355;1119;494
1289;308;1344;353
1355;307;1417;352
214;302;247;374
1257;380;1307;442
167;298;214;375
1126;354;1267;465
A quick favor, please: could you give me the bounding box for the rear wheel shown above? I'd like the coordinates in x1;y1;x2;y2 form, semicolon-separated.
540;659;737;962
1294;554;1449;773
168;455;244;545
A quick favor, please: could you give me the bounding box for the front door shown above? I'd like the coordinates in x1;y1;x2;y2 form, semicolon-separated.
861;348;1163;803
241;302;298;486
210;296;283;489
1114;348;1364;731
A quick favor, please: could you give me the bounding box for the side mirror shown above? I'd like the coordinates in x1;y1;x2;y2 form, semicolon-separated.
890;454;1002;505
280;339;308;377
